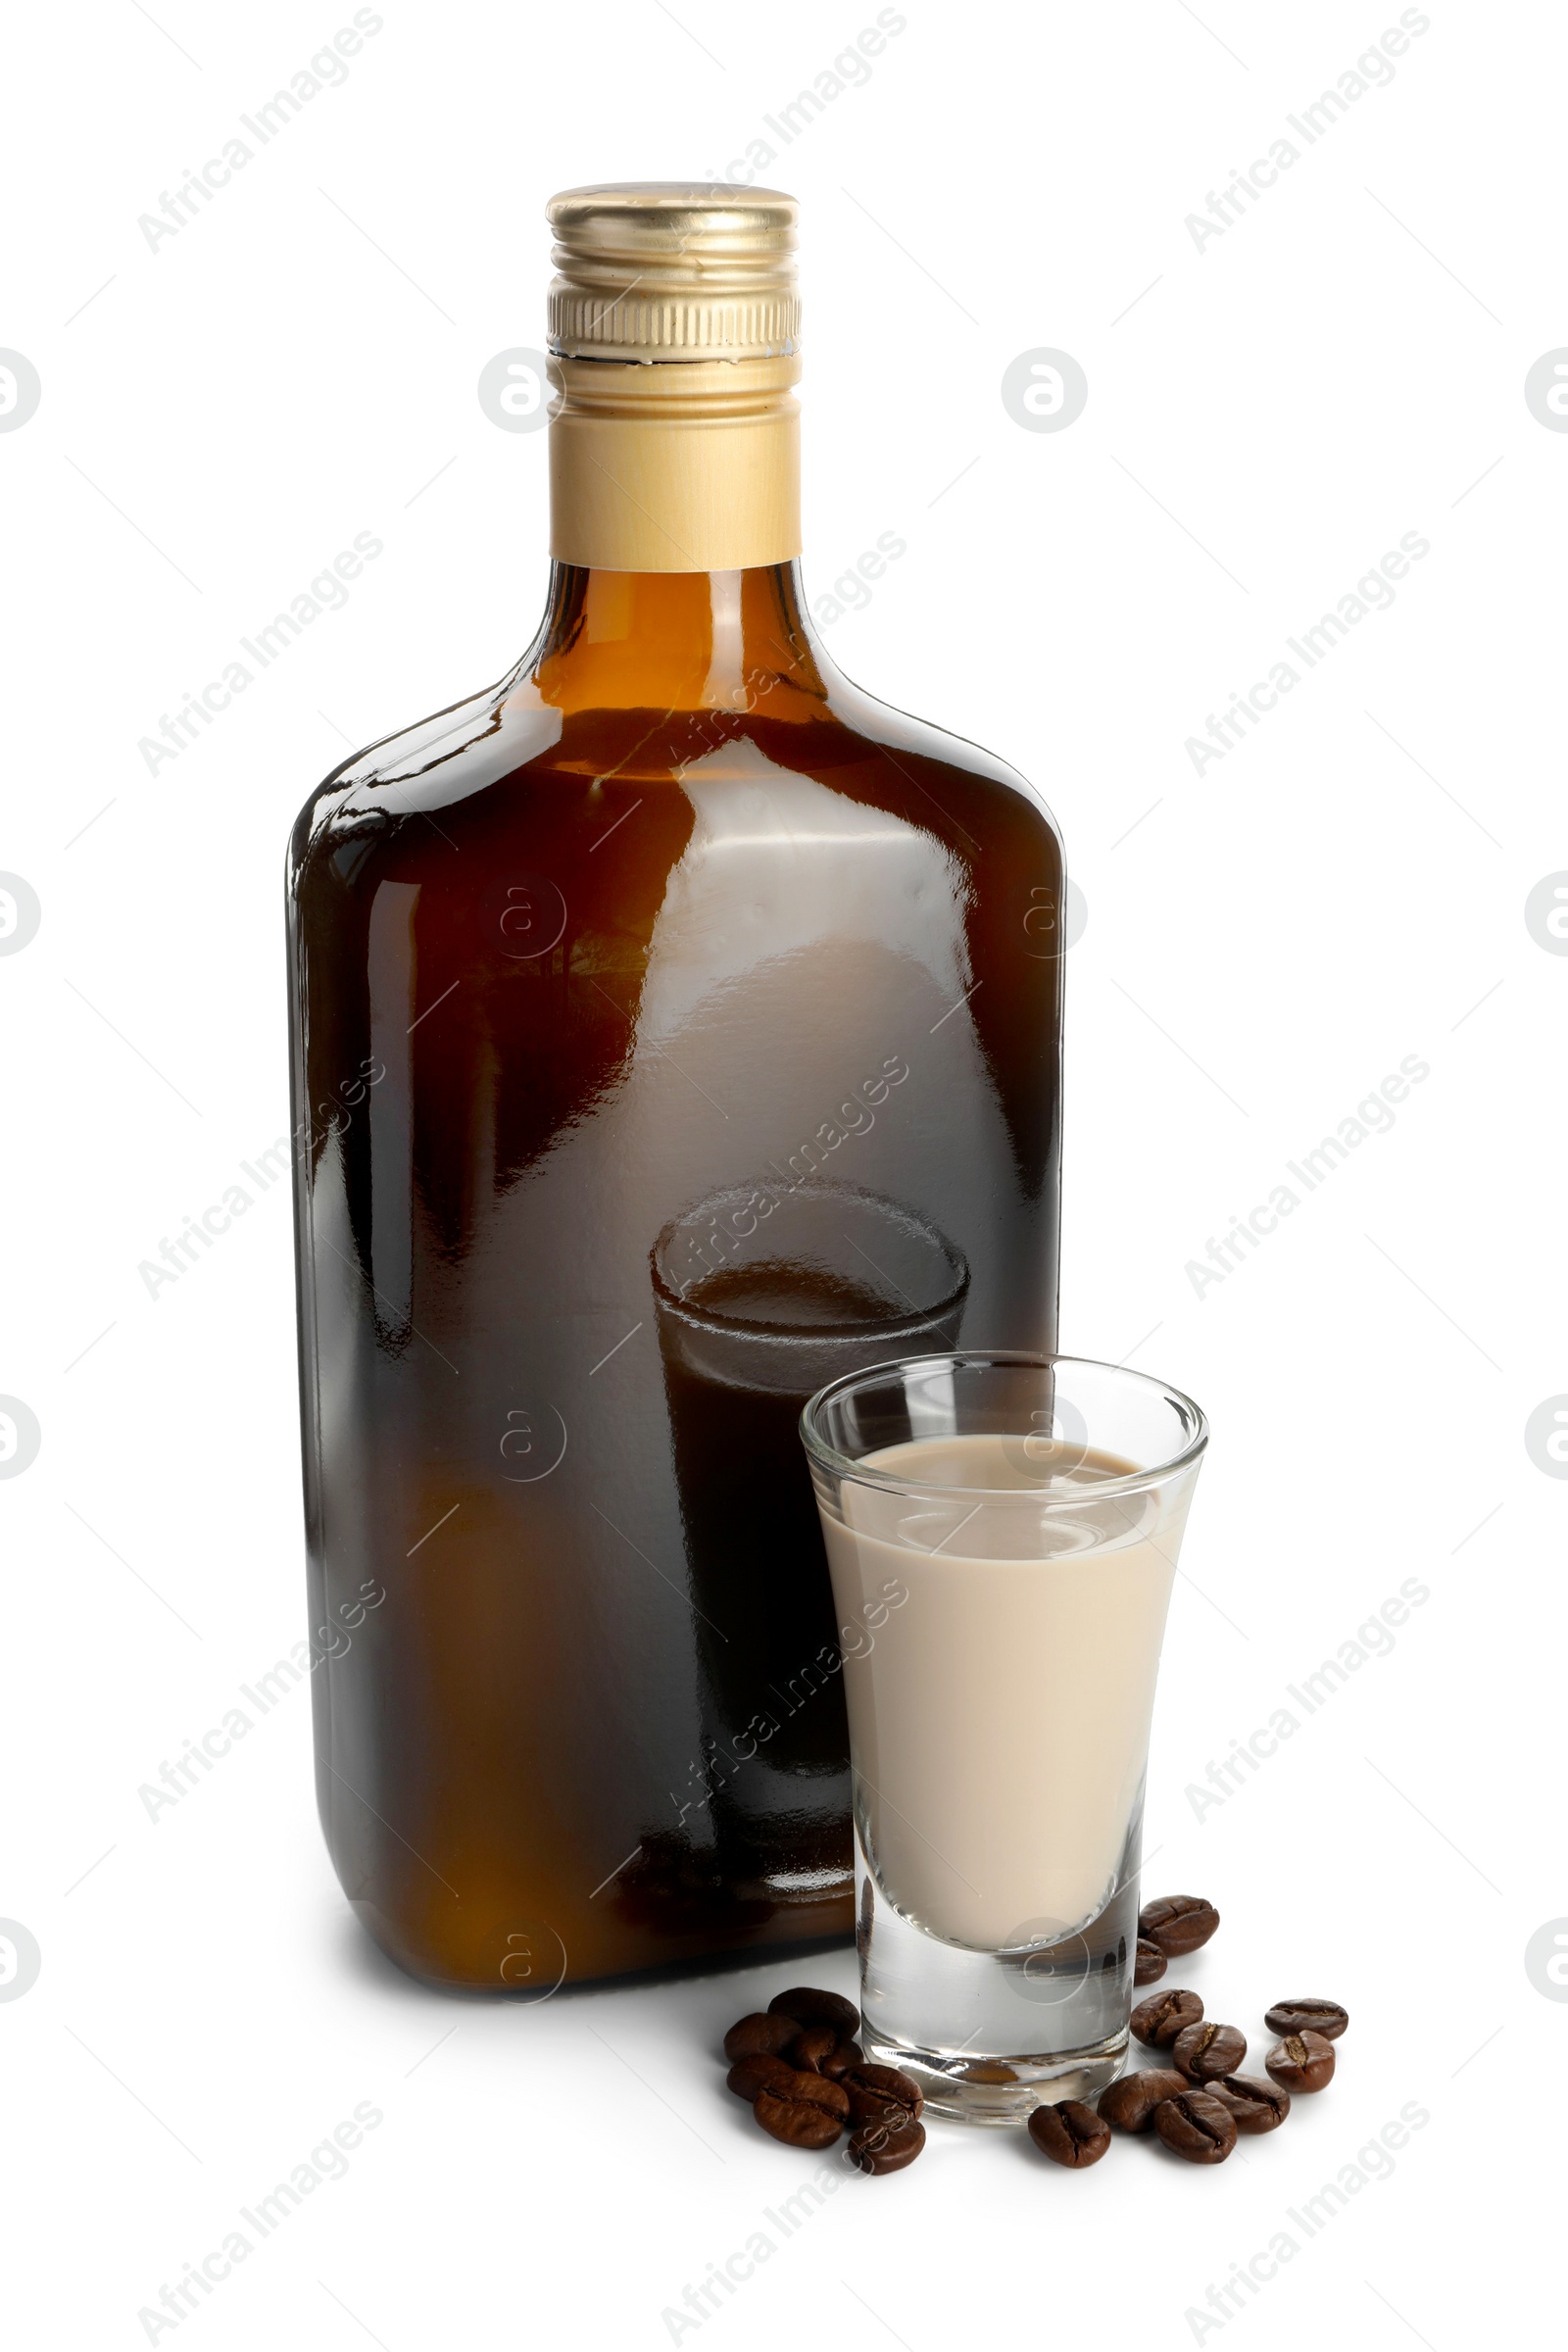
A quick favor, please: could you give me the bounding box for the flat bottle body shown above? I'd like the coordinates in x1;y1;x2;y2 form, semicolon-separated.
287;567;1064;1988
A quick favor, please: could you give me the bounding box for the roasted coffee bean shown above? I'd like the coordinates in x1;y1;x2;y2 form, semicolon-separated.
1097;2069;1189;2134
1152;2089;1237;2164
848;2114;926;2175
1206;2075;1290;2133
1264;1998;1348;2041
1265;2031;1335;2092
837;2061;924;2127
788;2026;842;2074
753;2070;851;2149
784;2030;861;2078
1027;2099;1111;2169
1134;1938;1168;1986
723;2012;801;2063
1139;1895;1220;1957
725;2053;796;2103
1130;1987;1203;2048
767;1986;860;2037
1172;2021;1247;2082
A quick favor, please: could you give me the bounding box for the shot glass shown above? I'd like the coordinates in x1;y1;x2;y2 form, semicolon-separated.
800;1350;1207;2125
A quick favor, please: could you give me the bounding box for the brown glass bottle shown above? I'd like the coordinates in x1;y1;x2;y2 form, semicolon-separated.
286;187;1063;1990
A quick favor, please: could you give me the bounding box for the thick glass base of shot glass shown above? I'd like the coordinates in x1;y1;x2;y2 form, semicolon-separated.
855;1827;1140;2126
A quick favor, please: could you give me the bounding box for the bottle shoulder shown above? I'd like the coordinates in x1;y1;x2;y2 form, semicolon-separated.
287;663;1059;900
812;665;1062;851
287;662;555;883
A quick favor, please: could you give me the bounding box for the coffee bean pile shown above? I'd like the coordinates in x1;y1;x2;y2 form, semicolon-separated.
719;1900;1345;2180
721;1987;926;2176
1028;1894;1349;2172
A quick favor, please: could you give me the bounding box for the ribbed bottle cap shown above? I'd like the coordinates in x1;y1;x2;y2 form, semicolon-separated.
546;182;800;363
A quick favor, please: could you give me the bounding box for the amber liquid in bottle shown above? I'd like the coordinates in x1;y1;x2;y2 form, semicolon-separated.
287;189;1063;1990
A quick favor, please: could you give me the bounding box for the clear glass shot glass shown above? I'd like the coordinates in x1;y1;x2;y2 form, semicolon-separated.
800;1350;1208;2126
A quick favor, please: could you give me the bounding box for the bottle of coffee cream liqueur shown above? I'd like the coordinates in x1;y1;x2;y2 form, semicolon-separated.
286;185;1063;1988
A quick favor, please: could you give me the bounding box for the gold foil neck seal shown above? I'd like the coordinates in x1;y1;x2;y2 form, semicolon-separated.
546;182;800;363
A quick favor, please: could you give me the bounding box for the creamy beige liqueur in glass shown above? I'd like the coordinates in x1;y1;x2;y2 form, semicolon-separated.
820;1435;1188;1952
805;1352;1207;2122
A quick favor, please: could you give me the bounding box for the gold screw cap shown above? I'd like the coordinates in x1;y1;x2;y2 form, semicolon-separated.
546;182;800;363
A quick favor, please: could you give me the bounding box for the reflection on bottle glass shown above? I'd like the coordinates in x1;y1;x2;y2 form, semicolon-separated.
652;1186;968;1903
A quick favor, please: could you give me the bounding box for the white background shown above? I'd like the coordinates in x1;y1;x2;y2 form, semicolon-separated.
2;0;1559;2343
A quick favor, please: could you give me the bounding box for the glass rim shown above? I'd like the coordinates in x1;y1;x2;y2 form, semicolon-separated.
649;1179;970;1338
798;1348;1209;1502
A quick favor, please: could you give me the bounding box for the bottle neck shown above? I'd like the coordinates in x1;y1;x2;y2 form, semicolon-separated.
529;563;828;715
547;351;802;575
